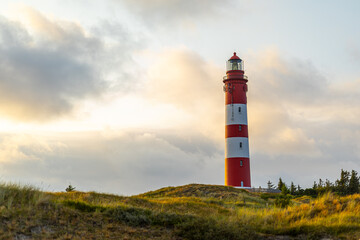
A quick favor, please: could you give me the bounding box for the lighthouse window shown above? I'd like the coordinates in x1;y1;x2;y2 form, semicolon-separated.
226;59;244;71
240;142;243;148
232;62;238;70
241;181;244;187
239;125;242;131
238;107;241;113
240;160;243;167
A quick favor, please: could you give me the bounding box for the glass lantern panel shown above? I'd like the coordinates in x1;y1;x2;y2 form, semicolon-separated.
226;59;243;71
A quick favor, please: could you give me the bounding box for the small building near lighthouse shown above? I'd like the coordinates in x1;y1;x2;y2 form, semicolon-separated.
223;52;251;188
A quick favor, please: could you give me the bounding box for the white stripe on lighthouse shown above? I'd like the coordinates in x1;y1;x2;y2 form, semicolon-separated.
225;137;249;158
225;104;248;125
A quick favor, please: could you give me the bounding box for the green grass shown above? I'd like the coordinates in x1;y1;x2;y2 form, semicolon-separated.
0;183;360;239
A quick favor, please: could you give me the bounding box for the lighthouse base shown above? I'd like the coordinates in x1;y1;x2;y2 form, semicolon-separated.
225;157;251;187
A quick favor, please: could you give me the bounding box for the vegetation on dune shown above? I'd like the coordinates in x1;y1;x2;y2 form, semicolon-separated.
0;180;360;239
272;169;360;198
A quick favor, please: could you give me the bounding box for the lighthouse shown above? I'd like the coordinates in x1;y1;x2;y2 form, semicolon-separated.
223;52;251;188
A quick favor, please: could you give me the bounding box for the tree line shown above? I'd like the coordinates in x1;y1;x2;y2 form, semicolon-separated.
268;169;360;197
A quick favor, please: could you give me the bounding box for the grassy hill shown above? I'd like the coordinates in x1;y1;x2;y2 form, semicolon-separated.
0;183;360;239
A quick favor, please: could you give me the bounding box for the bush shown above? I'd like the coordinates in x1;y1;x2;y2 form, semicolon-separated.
108;206;193;228
260;193;277;201
151;212;193;228
107;206;152;227
66;185;76;192
275;194;292;208
63;200;106;213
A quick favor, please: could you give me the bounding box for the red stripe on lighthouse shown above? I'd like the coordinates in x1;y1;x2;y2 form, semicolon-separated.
225;124;248;138
225;158;251;187
224;83;247;104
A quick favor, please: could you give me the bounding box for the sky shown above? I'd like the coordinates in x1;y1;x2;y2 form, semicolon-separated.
0;0;360;195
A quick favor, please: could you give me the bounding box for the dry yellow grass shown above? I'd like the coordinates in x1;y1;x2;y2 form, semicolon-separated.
1;183;360;239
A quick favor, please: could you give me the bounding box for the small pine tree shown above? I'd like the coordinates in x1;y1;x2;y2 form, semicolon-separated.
336;169;350;195
281;185;290;195
318;178;323;188
275;193;291;208
290;182;296;195
66;184;76;192
349;170;360;194
312;181;317;190
297;184;304;195
325;179;333;188
267;180;274;189
277;178;284;191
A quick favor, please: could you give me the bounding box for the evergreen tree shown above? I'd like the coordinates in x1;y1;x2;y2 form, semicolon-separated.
325;179;333;188
267;180;274;189
297;185;304;196
277;178;284;190
275;194;291;208
281;184;290;195
336;169;350;195
349;170;360;194
318;178;324;188
312;181;317;190
66;184;76;192
323;179;334;193
290;182;296;195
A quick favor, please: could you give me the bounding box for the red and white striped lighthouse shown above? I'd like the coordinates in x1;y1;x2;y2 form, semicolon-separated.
223;52;251;188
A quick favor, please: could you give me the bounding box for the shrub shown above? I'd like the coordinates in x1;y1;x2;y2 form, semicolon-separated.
66;185;76;192
260;193;277;201
107;206;152;227
151;212;193;228
275;194;292;208
63;200;106;213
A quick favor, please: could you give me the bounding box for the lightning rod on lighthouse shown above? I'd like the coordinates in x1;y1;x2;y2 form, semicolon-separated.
223;52;251;188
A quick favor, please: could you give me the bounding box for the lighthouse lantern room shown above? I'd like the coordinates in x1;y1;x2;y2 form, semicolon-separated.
223;52;251;188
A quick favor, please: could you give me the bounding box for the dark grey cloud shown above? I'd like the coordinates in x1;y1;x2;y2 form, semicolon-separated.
0;10;136;121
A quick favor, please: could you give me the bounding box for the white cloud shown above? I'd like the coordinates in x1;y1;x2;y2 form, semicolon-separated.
118;0;232;29
145;47;224;140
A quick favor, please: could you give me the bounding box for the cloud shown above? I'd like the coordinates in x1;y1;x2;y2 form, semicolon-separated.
145;47;224;140
118;0;232;28
0;131;223;195
0;134;54;162
121;48;360;189
247;49;328;105
143;47;327;157
0;7;136;122
238;48;360;187
2;34;360;193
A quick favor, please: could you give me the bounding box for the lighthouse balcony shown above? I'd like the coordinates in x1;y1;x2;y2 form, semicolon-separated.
223;75;248;80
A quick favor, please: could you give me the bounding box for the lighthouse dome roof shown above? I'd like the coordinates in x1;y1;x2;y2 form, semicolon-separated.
229;52;241;60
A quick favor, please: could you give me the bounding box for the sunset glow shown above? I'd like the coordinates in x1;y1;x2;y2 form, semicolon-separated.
0;0;359;195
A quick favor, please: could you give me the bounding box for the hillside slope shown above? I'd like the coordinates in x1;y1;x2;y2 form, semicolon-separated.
0;183;359;239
